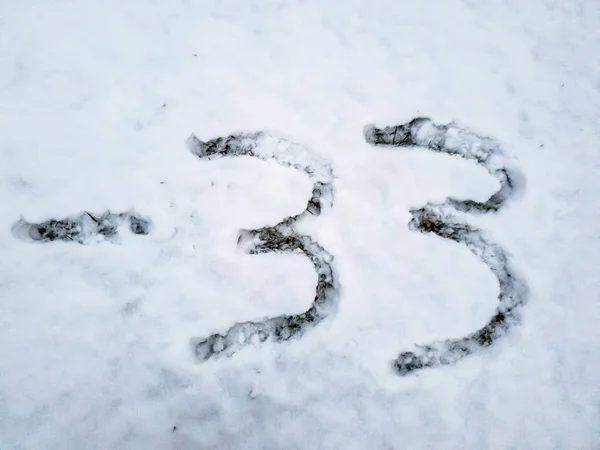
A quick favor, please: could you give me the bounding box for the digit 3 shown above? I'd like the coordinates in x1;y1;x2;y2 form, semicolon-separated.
364;118;529;375
186;132;339;360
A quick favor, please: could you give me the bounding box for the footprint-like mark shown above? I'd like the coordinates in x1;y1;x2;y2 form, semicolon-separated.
13;211;151;244
364;117;529;375
186;132;339;360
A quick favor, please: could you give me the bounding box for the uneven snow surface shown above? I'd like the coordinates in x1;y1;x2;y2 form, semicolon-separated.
1;1;599;448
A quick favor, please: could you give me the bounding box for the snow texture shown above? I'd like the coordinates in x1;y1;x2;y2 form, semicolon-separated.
1;0;600;449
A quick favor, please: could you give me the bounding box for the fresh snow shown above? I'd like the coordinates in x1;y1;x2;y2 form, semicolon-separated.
1;0;600;449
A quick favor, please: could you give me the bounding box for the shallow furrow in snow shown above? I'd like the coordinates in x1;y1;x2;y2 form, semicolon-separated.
11;211;152;244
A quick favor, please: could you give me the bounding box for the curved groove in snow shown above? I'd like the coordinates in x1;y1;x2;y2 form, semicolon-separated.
186;132;339;360
364;117;529;376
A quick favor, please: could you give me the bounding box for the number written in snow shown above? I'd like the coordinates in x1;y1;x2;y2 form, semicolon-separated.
13;118;528;376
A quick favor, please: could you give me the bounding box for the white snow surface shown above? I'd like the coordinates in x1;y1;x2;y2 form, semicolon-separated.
1;0;600;448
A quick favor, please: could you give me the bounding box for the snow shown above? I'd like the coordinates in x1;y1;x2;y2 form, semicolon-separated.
1;0;600;448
